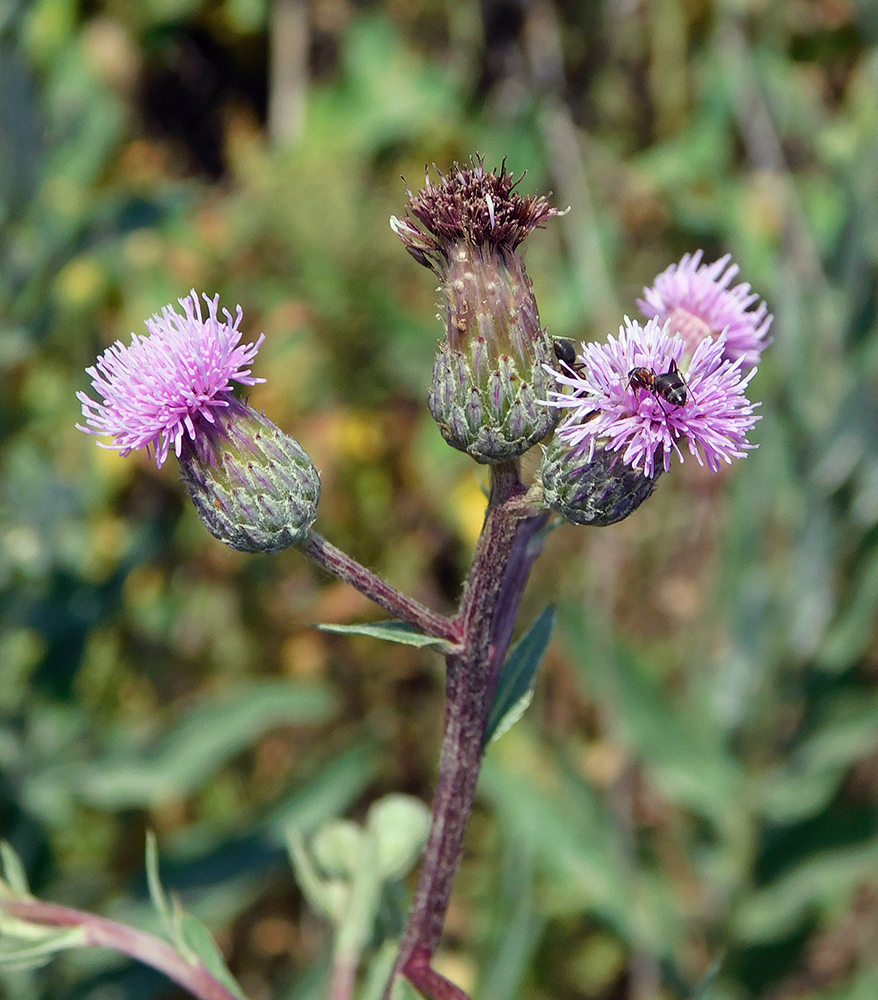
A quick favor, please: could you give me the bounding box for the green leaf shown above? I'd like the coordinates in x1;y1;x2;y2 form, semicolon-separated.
77;680;335;808
819;554;878;670
358;940;403;1000
732;839;878;942
477;838;544;1000
0;924;86;972
480;752;683;957
754;764;843;825
267;742;382;840
559;603;742;834
358;941;423;1000
145;832;172;929
829;963;878;1000
143;835;248;1000
690;955;725;1000
178;910;249;1000
0;843;30;896
756;691;878;823
315;620;453;650
796;690;878;771
482;756;629;919
485;606;556;745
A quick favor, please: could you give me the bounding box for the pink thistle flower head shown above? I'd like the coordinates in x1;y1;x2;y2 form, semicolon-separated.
77;291;265;468
546;317;760;479
638;251;772;370
77;291;320;553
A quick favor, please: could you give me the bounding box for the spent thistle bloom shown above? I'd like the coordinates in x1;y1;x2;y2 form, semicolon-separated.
546;317;760;480
391;158;564;463
77;291;319;553
638;251;772;370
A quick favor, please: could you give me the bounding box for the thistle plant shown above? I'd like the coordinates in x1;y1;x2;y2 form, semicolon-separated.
0;160;772;1000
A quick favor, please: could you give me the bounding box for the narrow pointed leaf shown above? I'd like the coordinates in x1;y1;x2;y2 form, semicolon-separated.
485;606;555;745
0;925;87;971
77;680;335;808
178;911;249;1000
145;832;172;930
315;620;454;650
0;843;30;896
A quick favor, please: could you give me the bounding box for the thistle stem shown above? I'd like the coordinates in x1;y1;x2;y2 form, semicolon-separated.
301;531;460;644
385;462;549;1000
329;950;358;1000
405;949;474;1000
0;899;241;1000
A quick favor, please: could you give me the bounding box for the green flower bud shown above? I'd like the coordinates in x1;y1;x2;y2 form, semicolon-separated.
539;436;661;526
179;400;319;553
429;328;559;463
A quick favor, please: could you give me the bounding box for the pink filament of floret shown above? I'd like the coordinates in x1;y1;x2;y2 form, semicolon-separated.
77;291;265;467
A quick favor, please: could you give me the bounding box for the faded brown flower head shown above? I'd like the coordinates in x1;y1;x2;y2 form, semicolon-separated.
391;159;564;464
391;158;562;273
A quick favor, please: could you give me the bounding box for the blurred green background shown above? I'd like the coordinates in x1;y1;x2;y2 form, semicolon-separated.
3;1;878;998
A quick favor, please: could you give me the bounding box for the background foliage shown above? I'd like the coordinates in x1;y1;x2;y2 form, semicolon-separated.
2;0;878;998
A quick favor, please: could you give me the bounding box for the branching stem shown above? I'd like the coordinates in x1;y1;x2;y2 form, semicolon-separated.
301;531;460;644
384;461;550;1000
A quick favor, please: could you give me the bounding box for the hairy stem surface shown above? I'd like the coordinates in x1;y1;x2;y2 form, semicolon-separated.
302;531;460;644
386;462;549;1000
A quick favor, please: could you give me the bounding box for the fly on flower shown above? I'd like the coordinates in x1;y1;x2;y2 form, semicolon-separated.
627;359;691;413
553;338;584;377
546;317;760;479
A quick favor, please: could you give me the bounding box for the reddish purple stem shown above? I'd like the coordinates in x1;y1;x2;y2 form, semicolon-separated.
302;532;460;645
405;948;474;1000
383;462;549;1000
0;899;241;1000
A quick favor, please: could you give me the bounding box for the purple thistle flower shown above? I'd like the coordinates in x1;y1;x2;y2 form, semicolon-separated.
638;251;772;370
77;291;265;468
547;318;760;479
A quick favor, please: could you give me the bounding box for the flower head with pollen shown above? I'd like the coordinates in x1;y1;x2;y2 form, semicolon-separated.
77;291;265;467
638;251;772;370
546;317;760;479
77;291;319;553
392;158;565;463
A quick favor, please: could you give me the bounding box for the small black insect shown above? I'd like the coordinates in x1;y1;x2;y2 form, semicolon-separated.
627;359;689;412
553;338;583;376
